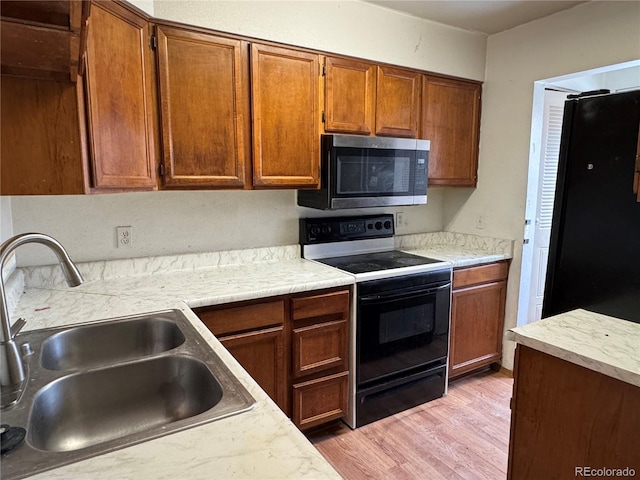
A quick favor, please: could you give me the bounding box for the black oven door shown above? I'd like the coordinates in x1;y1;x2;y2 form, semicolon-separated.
357;271;451;387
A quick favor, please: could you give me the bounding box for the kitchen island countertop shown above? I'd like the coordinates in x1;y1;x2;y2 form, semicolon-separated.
507;309;640;387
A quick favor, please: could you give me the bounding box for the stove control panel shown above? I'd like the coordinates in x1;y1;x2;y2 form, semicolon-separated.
300;214;394;244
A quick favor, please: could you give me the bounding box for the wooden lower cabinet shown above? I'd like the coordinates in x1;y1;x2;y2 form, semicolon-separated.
449;261;509;379
508;345;640;479
195;299;287;412
293;371;349;430
290;289;350;430
195;287;351;430
291;320;348;378
219;326;285;409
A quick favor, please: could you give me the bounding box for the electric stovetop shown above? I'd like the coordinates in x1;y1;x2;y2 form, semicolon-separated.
316;250;444;275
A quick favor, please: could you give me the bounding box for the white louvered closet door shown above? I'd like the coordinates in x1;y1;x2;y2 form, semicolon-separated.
528;89;568;322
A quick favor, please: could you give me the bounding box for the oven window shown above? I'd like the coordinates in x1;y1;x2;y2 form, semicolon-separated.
358;280;450;386
336;153;412;195
379;303;434;343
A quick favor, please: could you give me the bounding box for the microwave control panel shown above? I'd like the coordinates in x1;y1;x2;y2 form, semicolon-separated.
300;214;394;244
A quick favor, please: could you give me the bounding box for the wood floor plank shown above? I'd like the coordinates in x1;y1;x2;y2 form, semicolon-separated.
308;370;513;480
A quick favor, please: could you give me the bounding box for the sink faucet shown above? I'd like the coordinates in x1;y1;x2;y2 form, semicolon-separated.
1;233;84;406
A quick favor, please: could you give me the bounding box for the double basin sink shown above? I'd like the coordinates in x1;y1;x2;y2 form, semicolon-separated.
1;310;255;480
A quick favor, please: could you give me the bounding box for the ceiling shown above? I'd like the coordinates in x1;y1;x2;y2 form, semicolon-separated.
363;1;589;35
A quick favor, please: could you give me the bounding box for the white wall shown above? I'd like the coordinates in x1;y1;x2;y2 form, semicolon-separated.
128;0;154;16
551;64;640;93
10;189;445;267
444;0;640;369
153;0;486;80
0;197;12;243
8;0;485;267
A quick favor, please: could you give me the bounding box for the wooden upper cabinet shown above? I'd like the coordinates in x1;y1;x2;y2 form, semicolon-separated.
0;0;90;82
422;76;481;187
375;66;421;138
250;43;320;188
324;56;376;135
83;1;157;190
155;26;250;188
1;77;88;195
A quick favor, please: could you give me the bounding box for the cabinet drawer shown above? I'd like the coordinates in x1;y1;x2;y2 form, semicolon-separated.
291;289;350;322
453;261;509;289
196;300;285;336
292;371;349;430
292;319;348;378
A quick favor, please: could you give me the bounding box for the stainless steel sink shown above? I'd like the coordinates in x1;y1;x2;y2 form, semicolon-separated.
41;316;186;370
30;356;223;452
1;310;255;480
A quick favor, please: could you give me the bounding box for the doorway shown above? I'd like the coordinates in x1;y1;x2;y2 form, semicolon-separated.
516;60;640;327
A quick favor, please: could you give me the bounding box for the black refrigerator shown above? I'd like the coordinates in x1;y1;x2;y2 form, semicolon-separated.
542;90;640;323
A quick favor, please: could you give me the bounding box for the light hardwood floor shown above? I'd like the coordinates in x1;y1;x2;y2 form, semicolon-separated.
307;370;513;480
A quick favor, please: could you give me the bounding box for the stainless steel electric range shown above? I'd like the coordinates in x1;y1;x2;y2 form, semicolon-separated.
300;214;452;428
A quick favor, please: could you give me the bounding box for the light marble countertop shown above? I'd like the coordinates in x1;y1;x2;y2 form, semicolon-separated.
8;256;353;480
396;231;513;268
22;305;343;480
16;258;356;327
507;309;640;387
6;235;515;479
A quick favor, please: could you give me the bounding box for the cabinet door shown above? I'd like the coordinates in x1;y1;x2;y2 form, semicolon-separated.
508;346;640;479
449;280;506;378
422;76;481;187
324;56;376;135
220;326;286;410
250;43;320;188
84;1;157;190
375;66;421;138
156;26;250;188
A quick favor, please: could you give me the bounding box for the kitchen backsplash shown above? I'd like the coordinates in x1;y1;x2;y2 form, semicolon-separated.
20;245;301;289
395;232;514;256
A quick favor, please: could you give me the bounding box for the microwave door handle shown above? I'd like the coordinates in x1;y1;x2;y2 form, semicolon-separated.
360;283;450;304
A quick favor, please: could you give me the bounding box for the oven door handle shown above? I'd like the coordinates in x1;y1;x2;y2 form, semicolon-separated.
360;282;450;304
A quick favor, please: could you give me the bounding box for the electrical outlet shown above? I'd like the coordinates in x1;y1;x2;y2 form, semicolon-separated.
116;226;132;249
476;215;486;230
396;212;405;229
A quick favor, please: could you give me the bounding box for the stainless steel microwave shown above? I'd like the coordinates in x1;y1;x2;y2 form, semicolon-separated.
297;135;429;210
